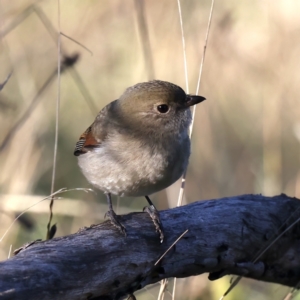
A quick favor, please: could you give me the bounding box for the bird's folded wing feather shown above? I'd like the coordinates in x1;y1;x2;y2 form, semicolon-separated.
74;125;98;156
73;102;115;156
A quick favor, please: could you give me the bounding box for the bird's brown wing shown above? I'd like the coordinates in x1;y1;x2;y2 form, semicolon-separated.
74;101;117;156
74;125;99;156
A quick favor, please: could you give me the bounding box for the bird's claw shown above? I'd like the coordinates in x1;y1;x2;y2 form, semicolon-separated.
143;205;164;243
105;210;127;237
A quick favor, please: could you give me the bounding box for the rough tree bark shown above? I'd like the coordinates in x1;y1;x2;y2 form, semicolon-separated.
0;194;300;300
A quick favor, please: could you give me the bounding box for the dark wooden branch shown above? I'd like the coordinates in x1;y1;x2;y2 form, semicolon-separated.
1;194;300;300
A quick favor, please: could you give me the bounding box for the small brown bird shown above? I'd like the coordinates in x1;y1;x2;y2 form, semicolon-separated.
74;80;205;241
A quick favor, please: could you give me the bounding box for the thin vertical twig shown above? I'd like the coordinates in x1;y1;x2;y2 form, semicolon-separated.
193;0;215;127
157;279;168;300
177;0;189;94
47;0;61;239
172;278;177;299
177;0;215;208
173;0;215;298
134;0;155;80
7;244;12;259
169;1;189;298
175;1;189;208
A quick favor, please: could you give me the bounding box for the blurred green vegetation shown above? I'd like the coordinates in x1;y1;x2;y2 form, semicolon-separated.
0;0;300;299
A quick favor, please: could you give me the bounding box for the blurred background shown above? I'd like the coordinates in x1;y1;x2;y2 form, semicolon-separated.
0;0;300;299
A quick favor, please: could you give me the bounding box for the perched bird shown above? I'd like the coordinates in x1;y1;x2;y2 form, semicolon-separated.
74;80;205;241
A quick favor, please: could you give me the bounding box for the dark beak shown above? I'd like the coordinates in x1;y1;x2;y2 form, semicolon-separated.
186;95;206;107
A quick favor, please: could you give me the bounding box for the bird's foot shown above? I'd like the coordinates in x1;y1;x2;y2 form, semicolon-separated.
143;205;164;243
105;210;126;237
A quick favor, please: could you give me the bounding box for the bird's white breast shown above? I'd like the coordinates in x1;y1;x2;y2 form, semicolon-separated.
78;132;190;197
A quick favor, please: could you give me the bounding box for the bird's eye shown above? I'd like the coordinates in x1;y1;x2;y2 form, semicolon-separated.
156;104;169;114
